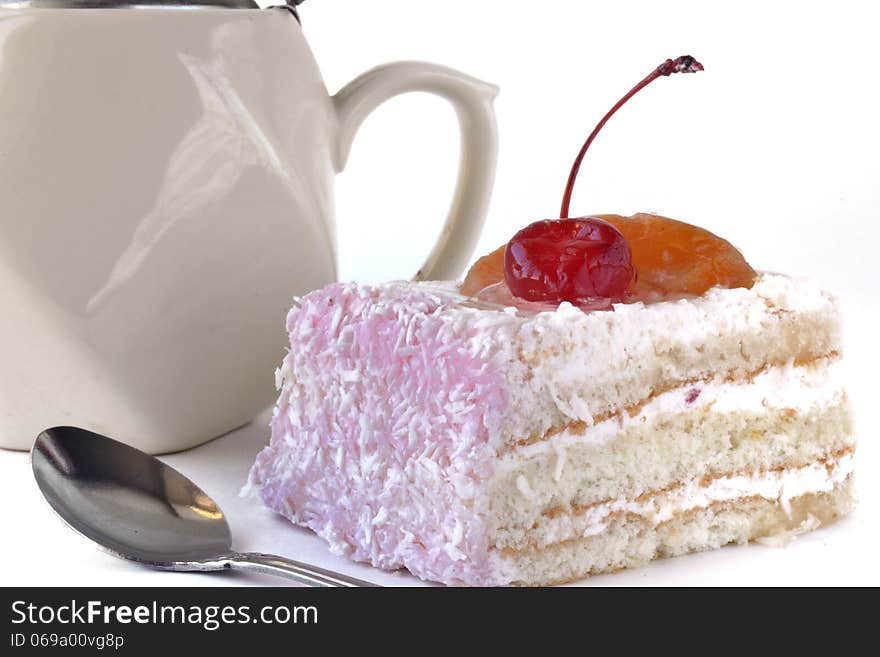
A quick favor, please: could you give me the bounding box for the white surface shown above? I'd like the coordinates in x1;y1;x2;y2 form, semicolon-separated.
2;0;879;585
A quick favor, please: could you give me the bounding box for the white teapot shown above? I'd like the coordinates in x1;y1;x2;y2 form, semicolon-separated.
0;1;497;452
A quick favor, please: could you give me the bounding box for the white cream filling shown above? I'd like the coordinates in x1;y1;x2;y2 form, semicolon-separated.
501;357;844;466
520;453;854;550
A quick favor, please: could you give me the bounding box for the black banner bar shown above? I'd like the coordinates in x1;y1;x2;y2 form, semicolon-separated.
0;585;840;651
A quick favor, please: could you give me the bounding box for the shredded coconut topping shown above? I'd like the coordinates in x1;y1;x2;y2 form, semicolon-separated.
245;274;845;585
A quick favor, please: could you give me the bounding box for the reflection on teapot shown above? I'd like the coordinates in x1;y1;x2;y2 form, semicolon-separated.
0;1;498;452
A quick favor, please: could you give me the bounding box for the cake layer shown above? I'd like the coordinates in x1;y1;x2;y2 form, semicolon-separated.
492;476;856;586
489;358;851;547
502;449;853;552
505;352;843;452
497;274;841;447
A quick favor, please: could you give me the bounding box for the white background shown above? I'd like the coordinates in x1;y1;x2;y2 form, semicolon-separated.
1;0;878;586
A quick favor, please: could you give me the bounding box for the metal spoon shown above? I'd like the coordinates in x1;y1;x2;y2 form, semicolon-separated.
31;426;376;587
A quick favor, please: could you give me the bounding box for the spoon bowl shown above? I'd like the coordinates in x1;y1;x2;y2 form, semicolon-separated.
32;426;375;587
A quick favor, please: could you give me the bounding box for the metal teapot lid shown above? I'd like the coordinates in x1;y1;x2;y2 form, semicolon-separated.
0;0;303;21
0;0;303;10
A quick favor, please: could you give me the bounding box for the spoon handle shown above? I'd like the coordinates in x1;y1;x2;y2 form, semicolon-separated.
226;552;379;587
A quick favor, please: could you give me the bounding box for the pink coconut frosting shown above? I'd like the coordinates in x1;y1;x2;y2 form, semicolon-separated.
247;282;510;585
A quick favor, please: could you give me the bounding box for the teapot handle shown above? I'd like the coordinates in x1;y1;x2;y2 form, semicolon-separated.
332;62;498;281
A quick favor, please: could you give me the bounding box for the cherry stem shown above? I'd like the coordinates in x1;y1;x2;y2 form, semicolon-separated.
559;55;704;219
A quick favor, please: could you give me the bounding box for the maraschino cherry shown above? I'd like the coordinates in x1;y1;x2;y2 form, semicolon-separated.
505;218;633;302
503;55;704;304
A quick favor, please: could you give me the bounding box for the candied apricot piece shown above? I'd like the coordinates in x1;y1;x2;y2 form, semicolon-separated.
598;213;756;302
460;245;505;297
460;213;756;305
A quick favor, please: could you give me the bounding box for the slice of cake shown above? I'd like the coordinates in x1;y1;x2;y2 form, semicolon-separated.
247;274;852;585
246;55;854;585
